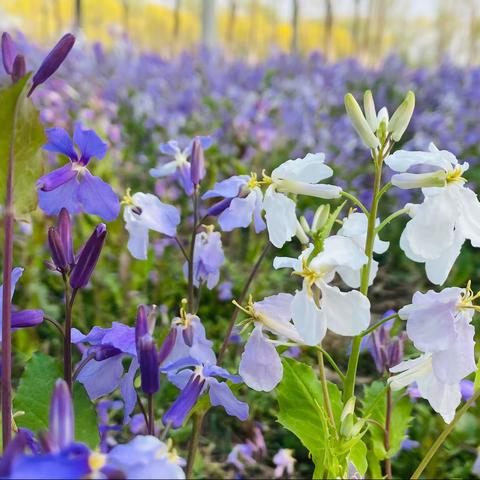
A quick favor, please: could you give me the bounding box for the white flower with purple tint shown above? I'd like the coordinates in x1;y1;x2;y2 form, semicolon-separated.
385;143;480;284
273;449;296;478
37;124;120;221
274;237;370;346
237;293;302;392
123;190;180;260
150;136;213;195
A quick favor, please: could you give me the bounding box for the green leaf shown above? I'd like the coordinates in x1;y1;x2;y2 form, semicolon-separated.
361;381;412;460
14;353;99;449
348;438;368;476
0;74;46;216
474;357;480;391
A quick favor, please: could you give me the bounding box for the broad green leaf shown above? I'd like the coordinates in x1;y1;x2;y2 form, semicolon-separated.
14;353;99;448
348;438;368;476
361;381;412;460
0;74;46;216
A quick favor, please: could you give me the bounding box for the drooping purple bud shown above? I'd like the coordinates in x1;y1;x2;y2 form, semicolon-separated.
58;208;74;267
28;33;75;97
48;227;68;272
190;137;206;186
0;430;28;476
11;309;43;329
70;224;106;289
207;197;233;217
163;374;205;429
11;54;25;83
182;324;194;347
91;345;122;361
138;336;160;395
157;328;177;365
1;32;16;75
49;379;74;451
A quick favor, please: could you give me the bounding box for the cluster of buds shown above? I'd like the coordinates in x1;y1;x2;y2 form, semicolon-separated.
344;90;415;151
1;32;75;95
135;305;177;395
47;208;107;290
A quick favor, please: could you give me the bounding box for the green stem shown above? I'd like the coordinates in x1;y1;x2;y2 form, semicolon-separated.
360;313;399;337
375;207;409;234
317;350;337;436
384;386;393;479
411;389;480;479
316;346;345;381
340;191;369;217
343;154;384;402
186;412;205;478
377;181;392;201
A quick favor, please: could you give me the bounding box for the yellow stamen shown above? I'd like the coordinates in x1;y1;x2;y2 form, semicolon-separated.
88;452;107;471
121;187;136;206
446;166;466;185
458;280;480;311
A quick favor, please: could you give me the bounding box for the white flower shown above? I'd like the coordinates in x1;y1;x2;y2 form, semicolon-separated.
386;143;480;284
274;237;370;345
336;211;389;288
263;153;342;248
123;192;180;260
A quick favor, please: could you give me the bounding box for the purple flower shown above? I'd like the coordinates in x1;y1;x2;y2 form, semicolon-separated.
1;267;43;341
37;123;120;221
150;136;213;195
203;175;265;233
218;281;233;301
1;32;16;74
227;444;256;472
273;449;296;478
162;358;249;429
183;228;224;289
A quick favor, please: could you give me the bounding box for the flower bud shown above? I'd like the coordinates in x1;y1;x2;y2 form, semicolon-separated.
182;324;194;346
11;309;43;329
363;90;377;131
1;32;16;75
190;137;206;186
295;219;309;245
391;171;446;190
0;430;29;476
299;216;310;234
49;379;74;451
157;328;177;365
207;197;233;217
48;227;68;272
135;304;149;347
10;54;25;83
311;205;330;232
344;93;380;149
388;91;415;142
28;33;75;97
70;224;106;289
58;208;74;267
138;336;160;395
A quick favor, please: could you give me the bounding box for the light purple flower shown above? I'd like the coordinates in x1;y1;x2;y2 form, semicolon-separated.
37;124;120;221
273;449;296;478
227;444;256;472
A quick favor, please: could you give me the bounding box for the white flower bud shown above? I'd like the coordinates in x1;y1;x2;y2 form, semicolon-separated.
363;90;378;131
389;91;415;142
344;93;380;149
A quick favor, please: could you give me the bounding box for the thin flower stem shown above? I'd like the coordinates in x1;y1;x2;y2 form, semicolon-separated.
147;394;155;436
317;350;337;436
72;352;96;383
411;388;480;479
174;235;189;262
360;313;399;337
384;387;393;480
63;278;77;392
160;421;172;441
315;346;345;382
187;190;199;312
44;315;65;337
343;151;384;402
377;181;392;201
136;392;149;432
217;242;270;365
375;207;409;234
1;90;20;448
340;191;369;217
186;411;205;478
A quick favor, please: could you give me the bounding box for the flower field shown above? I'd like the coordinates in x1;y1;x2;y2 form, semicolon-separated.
0;29;480;479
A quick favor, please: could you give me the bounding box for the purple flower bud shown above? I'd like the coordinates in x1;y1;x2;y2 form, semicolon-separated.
49;379;74;451
157;328;177;365
182;324;194;347
190;137;205;186
135;305;149;347
368;320;406;374
0;430;28;476
138;336;160;395
28;33;75;97
163;374;205;429
58;208;74;267
70;224;106;289
11;309;43;329
1;32;16;75
11;54;25;83
207;197;233;217
48;227;68;272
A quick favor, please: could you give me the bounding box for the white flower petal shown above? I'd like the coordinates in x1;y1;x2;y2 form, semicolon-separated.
385;146;456;173
263;186;297;248
455;186;480;247
291;288;327;346
271;152;331;183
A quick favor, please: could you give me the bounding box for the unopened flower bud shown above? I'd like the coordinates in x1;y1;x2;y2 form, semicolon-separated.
388;91;415;142
207;197;233;217
70;224;106;289
190;137;206;186
138;336;160;395
157;328;177;365
48;227;68;272
10;54;25;83
344;93;380;149
363;90;377;131
135;304;149;346
49;380;74;451
295;220;309;245
311;205;330;232
58;208;74;267
182;324;194;346
299;216;310;234
28;33;75;97
11;310;43;329
1;32;16;75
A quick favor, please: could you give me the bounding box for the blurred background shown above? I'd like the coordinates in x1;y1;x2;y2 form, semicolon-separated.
1;0;480;65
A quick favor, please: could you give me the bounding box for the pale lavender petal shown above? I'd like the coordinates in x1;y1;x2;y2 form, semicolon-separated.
208;378;249;420
119;358;139;424
202;175;248;200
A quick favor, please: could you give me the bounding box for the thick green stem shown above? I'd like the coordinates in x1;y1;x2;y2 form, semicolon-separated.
411;389;480;479
343;155;383;402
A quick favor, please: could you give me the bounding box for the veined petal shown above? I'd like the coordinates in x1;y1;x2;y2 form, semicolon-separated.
44;127;77;160
319;281;370;336
263;186;297;248
73;123;107;164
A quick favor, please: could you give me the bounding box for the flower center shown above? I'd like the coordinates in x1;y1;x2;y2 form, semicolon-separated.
458;280;480;311
121;188;142;215
292;259;329;295
72;162;87;176
88;452;106;471
247;171;272;189
446;166;466;185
